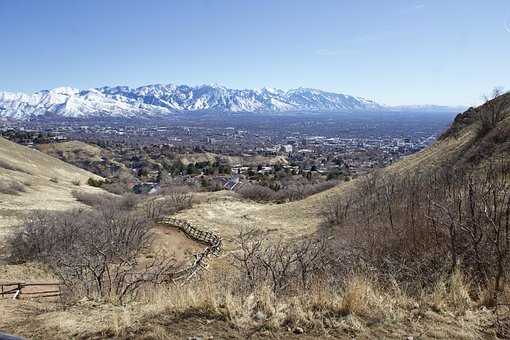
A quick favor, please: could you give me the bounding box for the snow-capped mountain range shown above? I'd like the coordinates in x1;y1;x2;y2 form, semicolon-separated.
0;84;459;120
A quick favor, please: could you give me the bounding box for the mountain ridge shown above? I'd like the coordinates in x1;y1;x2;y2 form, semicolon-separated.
0;83;463;120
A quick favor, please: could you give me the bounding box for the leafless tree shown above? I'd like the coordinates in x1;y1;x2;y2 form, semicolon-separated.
321;194;352;227
231;227;264;290
143;192;192;220
231;228;333;294
319;157;510;294
8;206;176;303
477;87;510;136
238;184;276;202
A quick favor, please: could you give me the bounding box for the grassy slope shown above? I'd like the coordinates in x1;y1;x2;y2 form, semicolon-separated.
37;140;130;177
178;152;288;166
0;137;104;233
37;140;104;161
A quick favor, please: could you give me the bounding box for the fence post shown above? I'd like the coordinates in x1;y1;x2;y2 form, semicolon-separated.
13;283;21;300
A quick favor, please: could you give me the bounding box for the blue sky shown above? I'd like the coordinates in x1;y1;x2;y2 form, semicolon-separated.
0;0;509;106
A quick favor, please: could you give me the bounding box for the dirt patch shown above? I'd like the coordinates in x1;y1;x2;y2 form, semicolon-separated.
150;224;204;265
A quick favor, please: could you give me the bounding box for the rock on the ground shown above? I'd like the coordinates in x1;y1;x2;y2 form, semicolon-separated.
293;327;304;334
254;310;267;321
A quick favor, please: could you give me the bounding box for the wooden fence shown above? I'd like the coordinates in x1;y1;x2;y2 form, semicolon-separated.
0;282;61;300
1;217;223;298
158;217;223;282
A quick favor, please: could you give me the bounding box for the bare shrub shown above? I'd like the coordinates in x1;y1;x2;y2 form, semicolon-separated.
230;228;263;290
231;228;332;294
321;159;510;296
239;181;337;203
8;207;175;303
476;88;510;137
72;179;81;186
102;181;130;195
143;192;192;220
0;159;31;174
159;180;194;196
117;193;141;211
165;191;192;210
238;184;276;202
321;194;352;226
72;190;111;207
299;181;337;198
160;176;199;194
0;180;26;195
275;185;306;202
73;191;141;213
87;177;104;187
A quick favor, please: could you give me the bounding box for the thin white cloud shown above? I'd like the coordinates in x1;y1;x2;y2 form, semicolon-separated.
505;20;510;33
398;1;425;15
315;48;359;56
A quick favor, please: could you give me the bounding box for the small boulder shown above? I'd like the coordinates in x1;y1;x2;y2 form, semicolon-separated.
254;310;266;321
293;327;304;334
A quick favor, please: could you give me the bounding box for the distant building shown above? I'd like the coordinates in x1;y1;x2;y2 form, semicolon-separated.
281;144;293;153
224;176;240;191
231;166;249;175
258;166;273;174
132;182;160;194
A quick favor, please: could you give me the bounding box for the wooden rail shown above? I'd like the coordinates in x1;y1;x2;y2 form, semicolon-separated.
2;217;223;298
0;282;61;299
158;217;223;283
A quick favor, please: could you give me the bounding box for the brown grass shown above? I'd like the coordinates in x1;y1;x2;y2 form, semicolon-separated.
71;190;113;206
0;179;26;195
0;137;106;235
0;270;497;339
429;270;474;314
0;159;31;174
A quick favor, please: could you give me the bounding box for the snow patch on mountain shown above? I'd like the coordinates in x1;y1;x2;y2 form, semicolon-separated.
0;83;458;120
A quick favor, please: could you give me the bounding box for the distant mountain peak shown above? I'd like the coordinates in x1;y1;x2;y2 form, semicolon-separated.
0;83;459;120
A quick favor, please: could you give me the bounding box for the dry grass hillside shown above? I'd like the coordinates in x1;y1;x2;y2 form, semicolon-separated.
390;92;510;174
175;184;356;251
178;152;288;166
37;140;104;160
36;140;130;178
0;137;104;234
